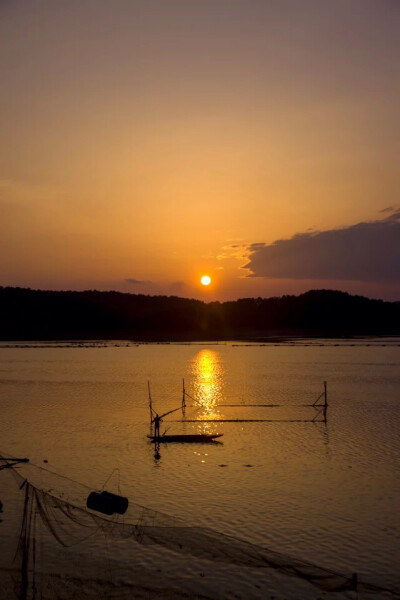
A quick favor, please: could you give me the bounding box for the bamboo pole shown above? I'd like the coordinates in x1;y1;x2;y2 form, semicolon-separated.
148;380;152;426
182;378;186;411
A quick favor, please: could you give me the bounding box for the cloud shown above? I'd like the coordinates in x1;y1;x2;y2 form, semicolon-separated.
125;278;152;285
217;242;248;262
123;279;187;296
167;281;185;294
380;205;399;214
245;211;400;282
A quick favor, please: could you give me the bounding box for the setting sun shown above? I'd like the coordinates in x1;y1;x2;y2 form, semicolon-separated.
201;275;211;286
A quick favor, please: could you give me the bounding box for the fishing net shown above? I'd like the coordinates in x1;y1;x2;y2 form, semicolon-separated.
1;460;398;600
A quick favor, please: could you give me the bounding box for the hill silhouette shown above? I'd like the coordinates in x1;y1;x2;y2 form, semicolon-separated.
0;286;398;341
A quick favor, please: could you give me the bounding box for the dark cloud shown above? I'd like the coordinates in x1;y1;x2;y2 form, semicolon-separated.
123;279;187;296
380;205;399;214
125;278;152;285
245;211;400;282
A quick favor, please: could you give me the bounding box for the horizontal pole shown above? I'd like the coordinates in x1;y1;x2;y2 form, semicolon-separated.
174;418;326;423
186;403;326;408
215;403;326;408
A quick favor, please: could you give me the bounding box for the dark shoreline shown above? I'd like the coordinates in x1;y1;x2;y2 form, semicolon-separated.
1;286;399;342
1;335;399;348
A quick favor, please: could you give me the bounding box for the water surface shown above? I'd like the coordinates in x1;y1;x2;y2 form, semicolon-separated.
0;341;399;599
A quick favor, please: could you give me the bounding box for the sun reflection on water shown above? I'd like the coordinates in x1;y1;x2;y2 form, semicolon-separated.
191;349;224;426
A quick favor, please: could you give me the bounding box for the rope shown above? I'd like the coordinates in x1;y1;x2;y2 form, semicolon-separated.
101;468;121;495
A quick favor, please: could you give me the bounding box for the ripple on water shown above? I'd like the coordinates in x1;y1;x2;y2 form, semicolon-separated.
0;343;399;598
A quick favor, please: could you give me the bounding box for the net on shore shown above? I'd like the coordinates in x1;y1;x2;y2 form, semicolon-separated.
3;461;397;600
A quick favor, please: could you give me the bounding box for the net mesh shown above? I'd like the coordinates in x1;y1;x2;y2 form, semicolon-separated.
1;460;397;600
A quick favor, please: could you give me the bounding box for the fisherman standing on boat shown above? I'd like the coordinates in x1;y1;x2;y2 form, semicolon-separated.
153;413;162;438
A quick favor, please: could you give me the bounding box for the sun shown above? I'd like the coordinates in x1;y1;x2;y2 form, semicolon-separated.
201;275;211;286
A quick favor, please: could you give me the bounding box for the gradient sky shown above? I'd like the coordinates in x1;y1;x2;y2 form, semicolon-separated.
1;0;399;300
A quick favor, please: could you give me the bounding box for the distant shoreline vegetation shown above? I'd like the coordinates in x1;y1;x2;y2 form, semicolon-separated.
0;286;398;341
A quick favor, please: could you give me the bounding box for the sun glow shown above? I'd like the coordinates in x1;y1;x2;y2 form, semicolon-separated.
201;275;211;286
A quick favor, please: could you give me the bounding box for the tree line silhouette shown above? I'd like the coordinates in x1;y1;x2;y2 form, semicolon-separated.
0;286;398;340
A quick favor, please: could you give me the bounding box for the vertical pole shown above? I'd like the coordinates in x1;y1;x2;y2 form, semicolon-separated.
20;483;31;600
148;381;152;426
323;381;328;423
182;378;186;412
351;572;358;591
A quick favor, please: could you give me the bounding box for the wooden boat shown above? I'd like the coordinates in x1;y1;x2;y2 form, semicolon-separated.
147;433;223;443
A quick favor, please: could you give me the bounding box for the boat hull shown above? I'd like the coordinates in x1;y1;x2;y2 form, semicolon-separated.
147;434;223;443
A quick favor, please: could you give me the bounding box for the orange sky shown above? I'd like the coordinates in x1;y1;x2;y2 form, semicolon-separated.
1;1;399;300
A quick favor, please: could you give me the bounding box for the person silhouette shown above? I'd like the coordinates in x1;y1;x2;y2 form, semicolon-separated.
153;413;162;438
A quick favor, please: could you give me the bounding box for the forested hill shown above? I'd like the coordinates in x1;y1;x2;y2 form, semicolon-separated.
0;286;398;341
